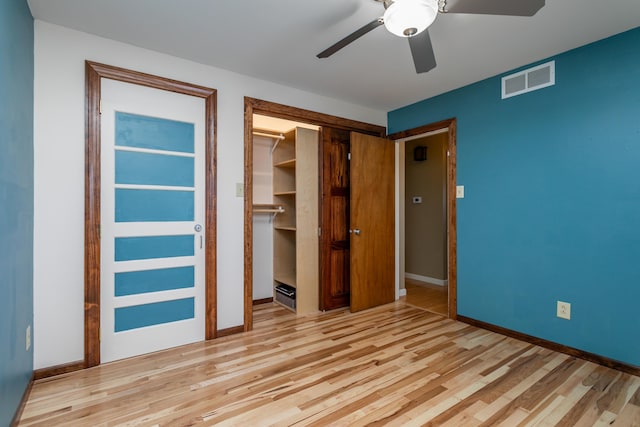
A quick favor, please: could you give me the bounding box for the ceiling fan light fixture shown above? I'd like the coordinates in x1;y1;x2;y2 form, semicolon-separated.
383;0;438;38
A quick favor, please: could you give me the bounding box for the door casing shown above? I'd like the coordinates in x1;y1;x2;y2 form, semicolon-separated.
85;61;217;368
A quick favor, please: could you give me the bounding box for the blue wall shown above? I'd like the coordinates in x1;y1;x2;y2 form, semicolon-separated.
0;0;34;424
389;27;640;367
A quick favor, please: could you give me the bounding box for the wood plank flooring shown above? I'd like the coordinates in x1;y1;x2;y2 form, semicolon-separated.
20;302;640;426
403;279;448;316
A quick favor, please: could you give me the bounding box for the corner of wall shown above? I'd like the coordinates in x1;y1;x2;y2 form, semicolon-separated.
0;0;35;424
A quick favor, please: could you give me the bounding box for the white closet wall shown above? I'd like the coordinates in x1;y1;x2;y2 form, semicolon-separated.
252;136;274;300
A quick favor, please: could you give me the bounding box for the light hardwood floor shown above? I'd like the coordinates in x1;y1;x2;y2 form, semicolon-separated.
20;302;640;426
403;279;448;316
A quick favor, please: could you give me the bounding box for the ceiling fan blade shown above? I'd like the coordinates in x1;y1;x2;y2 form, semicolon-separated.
444;0;545;16
408;29;436;74
317;18;384;58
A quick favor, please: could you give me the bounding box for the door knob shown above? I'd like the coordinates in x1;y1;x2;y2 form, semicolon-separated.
353;228;361;235
194;224;202;232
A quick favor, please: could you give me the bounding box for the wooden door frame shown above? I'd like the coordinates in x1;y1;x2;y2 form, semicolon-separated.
243;98;385;331
85;61;217;368
388;118;458;319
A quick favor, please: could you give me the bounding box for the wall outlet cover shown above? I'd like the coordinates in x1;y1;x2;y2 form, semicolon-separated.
557;301;571;320
456;185;465;198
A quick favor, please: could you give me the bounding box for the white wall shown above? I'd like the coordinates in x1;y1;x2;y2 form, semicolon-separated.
33;21;386;369
252;136;274;300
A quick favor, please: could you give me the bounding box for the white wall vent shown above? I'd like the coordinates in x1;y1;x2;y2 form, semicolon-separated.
501;61;555;99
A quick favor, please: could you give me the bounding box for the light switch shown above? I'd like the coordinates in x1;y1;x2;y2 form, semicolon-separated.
456;185;465;198
236;183;244;197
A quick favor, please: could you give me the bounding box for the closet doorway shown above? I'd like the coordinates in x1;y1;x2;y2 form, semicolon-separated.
243;98;387;331
251;117;320;315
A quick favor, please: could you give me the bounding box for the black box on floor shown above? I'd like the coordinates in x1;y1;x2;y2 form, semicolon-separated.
275;284;296;309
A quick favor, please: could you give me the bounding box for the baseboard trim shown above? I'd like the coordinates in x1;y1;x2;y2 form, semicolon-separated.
457;315;640;377
398;288;407;297
216;325;245;338
33;360;86;381
253;297;273;305
405;273;447;286
10;373;34;427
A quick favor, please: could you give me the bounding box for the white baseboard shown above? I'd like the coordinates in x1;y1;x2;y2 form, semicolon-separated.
404;273;448;287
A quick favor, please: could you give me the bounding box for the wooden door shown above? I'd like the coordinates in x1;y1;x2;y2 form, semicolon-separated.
319;128;351;310
350;132;395;312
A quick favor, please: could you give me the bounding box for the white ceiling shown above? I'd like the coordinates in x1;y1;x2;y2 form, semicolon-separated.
27;0;640;112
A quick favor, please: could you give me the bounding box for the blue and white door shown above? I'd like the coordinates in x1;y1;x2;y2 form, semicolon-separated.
100;79;205;363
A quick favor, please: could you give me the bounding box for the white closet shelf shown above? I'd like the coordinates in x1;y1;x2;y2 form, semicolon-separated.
253;204;284;214
274;273;297;288
273;190;296;196
274;159;296;168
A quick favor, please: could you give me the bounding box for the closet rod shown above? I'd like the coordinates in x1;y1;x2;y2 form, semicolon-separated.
253;131;285;140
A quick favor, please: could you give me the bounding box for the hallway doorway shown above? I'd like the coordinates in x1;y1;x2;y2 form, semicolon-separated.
390;118;457;319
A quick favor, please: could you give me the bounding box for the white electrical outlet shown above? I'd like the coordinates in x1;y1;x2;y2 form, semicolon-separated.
557;301;571;320
456;185;465;198
26;325;31;351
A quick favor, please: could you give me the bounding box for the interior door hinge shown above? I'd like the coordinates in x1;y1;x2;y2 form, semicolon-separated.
447;150;450;157
318;227;321;237
99;99;102;115
348;152;351;160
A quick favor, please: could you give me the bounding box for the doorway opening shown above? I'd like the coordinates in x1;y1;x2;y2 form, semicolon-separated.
389;119;457;319
243;98;386;331
250;116;320;317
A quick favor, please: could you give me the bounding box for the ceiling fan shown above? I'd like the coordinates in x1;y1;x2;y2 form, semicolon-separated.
317;0;545;73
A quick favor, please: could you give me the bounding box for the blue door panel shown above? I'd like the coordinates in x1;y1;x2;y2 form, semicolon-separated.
115;189;194;222
115;266;195;296
115;235;194;261
115;150;194;187
115;297;195;332
115;112;194;153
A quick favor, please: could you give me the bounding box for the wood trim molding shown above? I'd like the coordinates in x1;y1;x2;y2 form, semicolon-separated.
245;98;387;136
85;61;101;368
33;360;86;381
84;61;217;368
458;315;640;377
216;325;245;338
10;374;34;427
446;121;458;320
243;101;255;333
244;97;387;333
387;118;455;141
388;118;458;320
